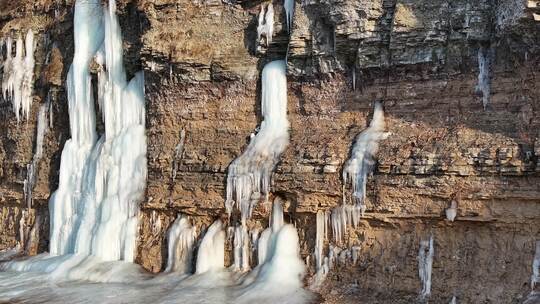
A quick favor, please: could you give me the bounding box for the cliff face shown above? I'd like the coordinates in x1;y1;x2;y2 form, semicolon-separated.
0;0;539;303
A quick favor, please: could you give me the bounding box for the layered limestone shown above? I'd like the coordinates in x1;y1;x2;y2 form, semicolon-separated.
0;0;539;303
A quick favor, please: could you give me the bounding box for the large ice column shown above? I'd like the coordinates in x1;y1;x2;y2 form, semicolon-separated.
225;60;289;223
196;220;225;274
49;0;146;263
49;0;104;256
342;102;387;217
165;215;198;273
418;236;434;298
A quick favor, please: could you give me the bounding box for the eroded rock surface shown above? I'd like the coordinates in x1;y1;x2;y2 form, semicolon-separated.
0;0;539;303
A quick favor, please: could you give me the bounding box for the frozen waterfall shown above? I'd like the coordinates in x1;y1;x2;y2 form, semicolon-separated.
342;101;387;220
225;60;289;223
48;0;146;262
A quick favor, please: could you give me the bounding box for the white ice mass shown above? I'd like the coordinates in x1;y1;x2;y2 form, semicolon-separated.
342;101;387;221
225;60;289;223
257;3;275;47
1;30;36;121
48;0;146;262
418;235;434;298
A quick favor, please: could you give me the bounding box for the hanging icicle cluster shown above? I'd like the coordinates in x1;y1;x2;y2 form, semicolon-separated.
257;3;275;47
1;30;36;121
225;60;289;224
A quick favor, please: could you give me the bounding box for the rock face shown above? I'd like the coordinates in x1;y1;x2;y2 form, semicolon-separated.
0;0;539;303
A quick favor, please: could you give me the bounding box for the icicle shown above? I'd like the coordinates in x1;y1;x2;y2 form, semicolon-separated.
2;37;14;102
24;102;49;209
310;210;329;289
11;37;24;121
172;129;186;181
21;30;35;121
165;215;197;273
271;198;284;232
330;206;347;243
25;214;41;254
475;46;494;110
351;245;360;265
449;296;457;304
445;200;457;222
18;210;28;249
532;241;540;290
342;101;387;222
418;235;434;298
195;220;225;274
225;60;289;224
150;211;161;235
352;66;356;91
284;0;295;32
314;210;327;270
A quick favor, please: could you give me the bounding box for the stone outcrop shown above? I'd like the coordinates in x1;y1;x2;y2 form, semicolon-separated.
0;0;539;303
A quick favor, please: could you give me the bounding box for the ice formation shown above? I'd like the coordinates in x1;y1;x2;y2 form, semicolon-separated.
233;224;251;272
342;101;387;220
418;235;434;298
165;215;198;273
0;194;312;303
257;3;275;46
225;60;289;223
475;47;494;110
532;241;540;290
449;295;457;304
24;103;49;209
49;0;146;262
284;0;295;32
195;220;225;274
235;199;309;303
1;30;36;121
329;205;362;243
310;210;330;289
172;129;186;181
315;210;328;270
445;200;458;222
